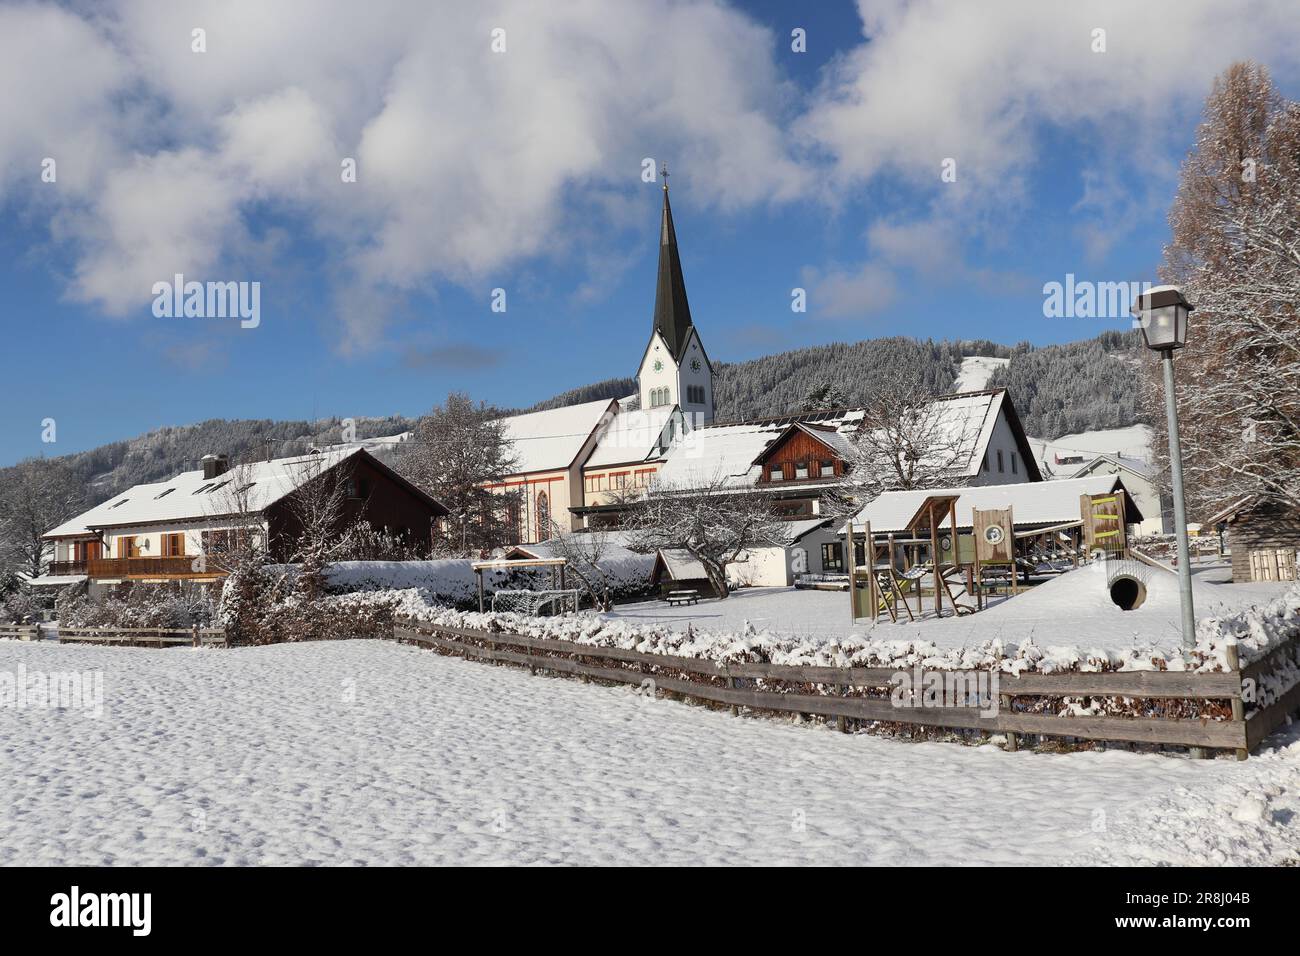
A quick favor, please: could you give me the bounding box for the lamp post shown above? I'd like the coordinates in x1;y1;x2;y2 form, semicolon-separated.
1132;285;1196;650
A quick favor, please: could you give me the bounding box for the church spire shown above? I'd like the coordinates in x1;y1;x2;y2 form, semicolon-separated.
651;162;695;361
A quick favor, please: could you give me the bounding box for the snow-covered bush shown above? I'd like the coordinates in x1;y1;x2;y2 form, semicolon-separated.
217;564;397;645
57;582;209;629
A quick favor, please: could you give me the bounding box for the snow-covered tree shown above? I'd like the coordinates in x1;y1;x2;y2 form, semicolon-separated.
1154;62;1300;514
0;458;85;579
621;473;789;599
282;458;353;601
399;392;521;555
825;378;976;519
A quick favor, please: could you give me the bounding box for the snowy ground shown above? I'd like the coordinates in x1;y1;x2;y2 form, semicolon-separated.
2;637;1297;866
603;561;1291;652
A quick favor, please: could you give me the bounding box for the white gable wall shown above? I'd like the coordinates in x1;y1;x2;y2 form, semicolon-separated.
970;406;1030;486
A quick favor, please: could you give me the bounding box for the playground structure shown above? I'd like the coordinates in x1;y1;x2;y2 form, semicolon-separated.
470;556;574;615
849;488;1140;622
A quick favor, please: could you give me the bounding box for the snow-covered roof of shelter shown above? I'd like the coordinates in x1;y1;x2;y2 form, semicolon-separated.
44;448;362;537
852;475;1135;534
497;399;618;475
586;406;679;468
784;517;833;543
656;422;779;489
28;574;87;587
656;547;708;580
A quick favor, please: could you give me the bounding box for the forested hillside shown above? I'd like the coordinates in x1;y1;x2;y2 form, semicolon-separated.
3;330;1145;509
526;332;1142;437
985;330;1143;437
1;416;415;502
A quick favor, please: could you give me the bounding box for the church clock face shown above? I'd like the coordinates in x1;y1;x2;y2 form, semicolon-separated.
690;358;701;372
653;359;663;372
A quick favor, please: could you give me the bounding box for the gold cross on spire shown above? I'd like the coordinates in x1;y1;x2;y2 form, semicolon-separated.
661;161;669;191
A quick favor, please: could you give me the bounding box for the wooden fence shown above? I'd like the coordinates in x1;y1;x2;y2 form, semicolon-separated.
0;624;41;642
395;619;1300;759
56;626;226;648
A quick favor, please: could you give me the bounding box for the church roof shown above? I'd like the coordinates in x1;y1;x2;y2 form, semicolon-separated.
651;178;696;362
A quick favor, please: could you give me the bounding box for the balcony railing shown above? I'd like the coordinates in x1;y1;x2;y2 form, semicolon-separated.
47;560;89;576
86;556;229;579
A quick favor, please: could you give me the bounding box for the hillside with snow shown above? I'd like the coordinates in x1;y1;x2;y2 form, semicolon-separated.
951;355;1010;392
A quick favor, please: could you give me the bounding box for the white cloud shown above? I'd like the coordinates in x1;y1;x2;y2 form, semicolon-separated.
2;0;810;350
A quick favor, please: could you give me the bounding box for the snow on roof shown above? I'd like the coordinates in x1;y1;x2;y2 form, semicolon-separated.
44;448;361;538
656;547;708;580
658;394;1005;490
1071;453;1152;481
498;399;617;475
853;475;1131;533
585;406;678;468
784;517;833;543
28;574;87;587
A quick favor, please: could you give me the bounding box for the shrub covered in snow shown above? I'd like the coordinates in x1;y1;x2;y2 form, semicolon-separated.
57;581;210;629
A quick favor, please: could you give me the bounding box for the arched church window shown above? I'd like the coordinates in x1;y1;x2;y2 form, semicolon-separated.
536;491;551;541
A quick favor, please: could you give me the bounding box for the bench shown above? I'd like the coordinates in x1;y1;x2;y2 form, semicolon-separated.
666;589;700;607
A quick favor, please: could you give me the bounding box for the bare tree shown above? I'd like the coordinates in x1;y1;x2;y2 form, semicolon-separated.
399;392;521;555
1149;62;1300;515
0;458;85;579
281;457;355;601
622;473;789;599
543;521;617;610
825;379;975;519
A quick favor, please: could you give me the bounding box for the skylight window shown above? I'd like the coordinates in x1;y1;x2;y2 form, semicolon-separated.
191;483;214;495
109;498;129;509
154;488;175;499
207;480;231;494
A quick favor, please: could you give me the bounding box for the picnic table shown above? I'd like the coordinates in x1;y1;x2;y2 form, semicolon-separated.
665;589;700;607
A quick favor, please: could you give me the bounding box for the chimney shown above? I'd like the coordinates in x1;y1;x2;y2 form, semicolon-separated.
201;453;229;480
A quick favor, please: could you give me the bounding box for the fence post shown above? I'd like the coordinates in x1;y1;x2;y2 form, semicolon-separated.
726;665;739;717
1225;640;1248;761
191;624;200;648
1001;692;1017;752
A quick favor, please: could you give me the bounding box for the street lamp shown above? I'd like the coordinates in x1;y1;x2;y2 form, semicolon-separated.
1133;285;1196;649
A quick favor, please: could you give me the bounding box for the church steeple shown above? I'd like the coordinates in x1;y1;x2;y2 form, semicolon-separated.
637;164;713;425
651;163;695;361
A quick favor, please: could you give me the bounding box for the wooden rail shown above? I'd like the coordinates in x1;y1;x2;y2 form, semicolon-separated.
56;626;227;647
0;624;41;641
394;619;1300;757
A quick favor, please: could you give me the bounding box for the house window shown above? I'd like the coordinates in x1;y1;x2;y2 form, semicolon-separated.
536;491;551;541
795;463;809;480
685;384;706;405
996;450;1004;473
117;536;138;559
1011;453;1018;474
822;542;844;572
162;533;185;557
768;464;784;481
817;459;834;477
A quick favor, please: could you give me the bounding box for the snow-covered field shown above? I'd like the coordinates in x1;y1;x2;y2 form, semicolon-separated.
2;637;1297;866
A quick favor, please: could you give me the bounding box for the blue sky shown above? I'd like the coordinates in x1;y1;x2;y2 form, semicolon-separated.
2;0;1298;466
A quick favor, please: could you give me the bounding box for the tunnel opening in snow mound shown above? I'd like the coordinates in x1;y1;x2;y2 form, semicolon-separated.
1109;575;1147;611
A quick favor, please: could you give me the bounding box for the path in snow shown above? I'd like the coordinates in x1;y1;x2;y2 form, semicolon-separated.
2;639;1297;866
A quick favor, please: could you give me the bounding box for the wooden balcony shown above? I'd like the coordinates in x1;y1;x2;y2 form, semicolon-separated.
87;556;229;580
47;560;89;576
